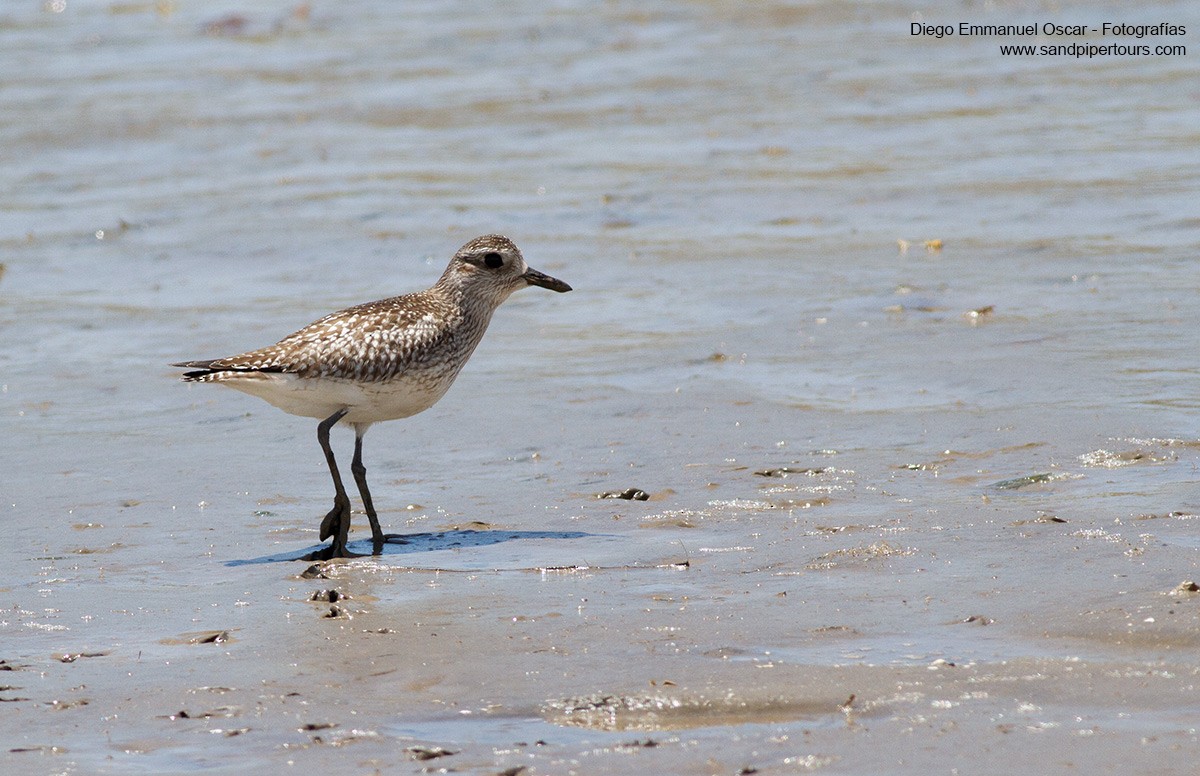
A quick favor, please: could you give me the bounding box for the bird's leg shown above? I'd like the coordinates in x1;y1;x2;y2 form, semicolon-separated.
350;431;386;553
305;408;357;561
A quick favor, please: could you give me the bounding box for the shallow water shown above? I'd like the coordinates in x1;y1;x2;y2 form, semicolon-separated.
3;0;1199;773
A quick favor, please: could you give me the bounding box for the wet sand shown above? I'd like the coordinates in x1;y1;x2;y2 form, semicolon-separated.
3;0;1200;773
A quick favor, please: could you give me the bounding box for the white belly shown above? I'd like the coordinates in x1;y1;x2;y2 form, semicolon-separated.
214;372;451;424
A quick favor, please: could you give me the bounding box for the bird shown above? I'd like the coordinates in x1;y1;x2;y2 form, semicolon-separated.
173;234;571;560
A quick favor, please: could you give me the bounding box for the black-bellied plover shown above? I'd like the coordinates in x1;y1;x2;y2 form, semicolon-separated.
174;234;571;560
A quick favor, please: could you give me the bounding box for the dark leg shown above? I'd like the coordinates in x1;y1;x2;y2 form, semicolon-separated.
350;431;386;552
304;408;358;561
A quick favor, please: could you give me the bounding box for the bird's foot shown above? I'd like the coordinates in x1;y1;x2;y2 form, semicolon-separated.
369;528;406;549
319;500;350;541
302;542;368;561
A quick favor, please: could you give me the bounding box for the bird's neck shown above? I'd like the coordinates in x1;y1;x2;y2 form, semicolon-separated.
431;279;504;338
435;276;511;319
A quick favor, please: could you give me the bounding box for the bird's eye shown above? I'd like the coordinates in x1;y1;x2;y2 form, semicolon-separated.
483;252;504;269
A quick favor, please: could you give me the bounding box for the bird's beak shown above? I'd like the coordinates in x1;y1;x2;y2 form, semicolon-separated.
523;267;572;293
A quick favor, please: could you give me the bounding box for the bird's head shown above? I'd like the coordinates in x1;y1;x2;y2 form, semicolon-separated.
439;234;571;305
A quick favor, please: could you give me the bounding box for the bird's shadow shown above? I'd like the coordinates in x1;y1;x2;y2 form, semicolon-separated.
226;529;597;567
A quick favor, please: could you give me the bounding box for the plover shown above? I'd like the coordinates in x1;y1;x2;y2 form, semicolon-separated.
174;234;571;560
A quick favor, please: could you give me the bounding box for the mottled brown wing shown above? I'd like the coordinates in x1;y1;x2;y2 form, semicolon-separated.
178;292;456;381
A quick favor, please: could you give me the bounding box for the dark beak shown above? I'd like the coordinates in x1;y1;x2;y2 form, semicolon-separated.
523;267;572;293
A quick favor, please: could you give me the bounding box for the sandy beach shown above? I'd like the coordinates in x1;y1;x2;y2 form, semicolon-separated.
2;1;1199;773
